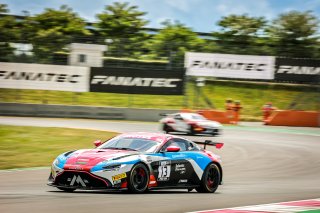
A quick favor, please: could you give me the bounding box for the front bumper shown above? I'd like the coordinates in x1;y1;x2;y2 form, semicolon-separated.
48;170;112;190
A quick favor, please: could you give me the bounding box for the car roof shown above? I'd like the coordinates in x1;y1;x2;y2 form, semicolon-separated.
118;132;174;143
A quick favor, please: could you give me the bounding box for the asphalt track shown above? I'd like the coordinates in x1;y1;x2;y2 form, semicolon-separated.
0;116;319;213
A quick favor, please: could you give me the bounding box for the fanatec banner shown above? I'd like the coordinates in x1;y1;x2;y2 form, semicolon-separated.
275;58;320;83
90;67;185;95
0;63;90;92
185;52;275;79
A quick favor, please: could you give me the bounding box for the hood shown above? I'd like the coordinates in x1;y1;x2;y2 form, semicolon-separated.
63;149;138;170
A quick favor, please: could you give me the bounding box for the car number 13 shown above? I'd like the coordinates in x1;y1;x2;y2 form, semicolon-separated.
158;161;171;181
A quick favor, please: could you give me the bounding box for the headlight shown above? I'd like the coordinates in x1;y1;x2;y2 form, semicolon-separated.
102;164;123;171
53;158;64;169
53;158;60;166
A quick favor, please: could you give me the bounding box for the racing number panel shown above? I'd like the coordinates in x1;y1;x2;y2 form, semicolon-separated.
151;159;198;187
151;138;202;187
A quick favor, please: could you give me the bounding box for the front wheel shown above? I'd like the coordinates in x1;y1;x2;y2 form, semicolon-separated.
188;125;195;135
196;163;220;193
127;163;149;193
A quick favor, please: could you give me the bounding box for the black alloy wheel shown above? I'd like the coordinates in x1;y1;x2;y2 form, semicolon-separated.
128;163;149;193
196;163;220;193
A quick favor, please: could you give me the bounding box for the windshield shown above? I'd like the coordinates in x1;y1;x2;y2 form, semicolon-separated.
182;113;206;120
98;137;160;153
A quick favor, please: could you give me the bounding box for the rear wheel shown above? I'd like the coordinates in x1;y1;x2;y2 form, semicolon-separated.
127;163;149;193
57;187;75;193
196;163;220;193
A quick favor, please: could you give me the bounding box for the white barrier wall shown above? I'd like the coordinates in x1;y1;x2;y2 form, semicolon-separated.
185;52;275;80
0;62;90;92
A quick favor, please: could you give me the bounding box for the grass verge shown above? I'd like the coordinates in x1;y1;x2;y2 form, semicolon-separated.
0;125;118;169
0;80;318;121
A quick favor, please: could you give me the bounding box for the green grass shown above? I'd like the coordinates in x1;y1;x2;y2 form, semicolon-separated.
0;125;118;169
0;80;318;121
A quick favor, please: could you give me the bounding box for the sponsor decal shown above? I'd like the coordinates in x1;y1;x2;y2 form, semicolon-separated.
275;57;320;83
190;61;267;72
146;156;152;162
178;179;188;183
68;175;88;187
0;71;81;83
276;65;320;75
91;76;181;88
68;165;84;170
158;161;171;181
185;52;275;80
0;62;89;92
175;163;186;174
89;67;185;95
76;161;87;165
112;173;127;182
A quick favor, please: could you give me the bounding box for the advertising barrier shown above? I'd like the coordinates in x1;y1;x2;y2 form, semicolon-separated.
0;62;90;92
90;67;185;95
185;52;275;80
275;58;320;83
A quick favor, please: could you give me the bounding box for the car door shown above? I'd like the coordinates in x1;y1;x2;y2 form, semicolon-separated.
151;138;196;187
172;114;189;132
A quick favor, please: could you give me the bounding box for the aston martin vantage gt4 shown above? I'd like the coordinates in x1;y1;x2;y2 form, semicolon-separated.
48;132;223;193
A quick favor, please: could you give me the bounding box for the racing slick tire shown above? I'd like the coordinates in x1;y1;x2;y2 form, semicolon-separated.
163;124;170;134
188;125;195;135
57;187;75;192
127;163;150;193
196;163;220;193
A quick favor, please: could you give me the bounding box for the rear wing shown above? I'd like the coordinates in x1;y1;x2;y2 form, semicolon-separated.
194;140;224;150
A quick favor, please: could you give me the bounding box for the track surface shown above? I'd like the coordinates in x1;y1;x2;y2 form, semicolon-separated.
0;117;319;213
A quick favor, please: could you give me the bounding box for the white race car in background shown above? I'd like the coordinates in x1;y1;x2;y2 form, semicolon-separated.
160;113;222;136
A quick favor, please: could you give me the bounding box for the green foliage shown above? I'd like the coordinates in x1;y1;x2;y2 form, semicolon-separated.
0;4;20;61
213;14;270;55
95;2;149;58
267;11;320;58
23;5;90;63
0;3;319;62
148;20;205;67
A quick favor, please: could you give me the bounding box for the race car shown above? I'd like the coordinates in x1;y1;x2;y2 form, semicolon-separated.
160;112;222;136
48;132;223;193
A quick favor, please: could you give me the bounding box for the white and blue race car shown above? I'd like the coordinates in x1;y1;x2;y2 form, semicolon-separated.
48;132;223;193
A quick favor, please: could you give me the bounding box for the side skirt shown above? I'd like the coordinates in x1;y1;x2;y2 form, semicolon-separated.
148;185;200;190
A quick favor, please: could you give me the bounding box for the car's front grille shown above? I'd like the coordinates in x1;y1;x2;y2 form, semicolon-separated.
55;170;109;189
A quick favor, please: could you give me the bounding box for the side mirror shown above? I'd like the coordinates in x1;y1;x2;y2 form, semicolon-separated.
94;140;103;147
166;146;180;152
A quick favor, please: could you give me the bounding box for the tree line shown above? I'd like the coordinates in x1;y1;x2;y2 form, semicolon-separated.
0;2;319;65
